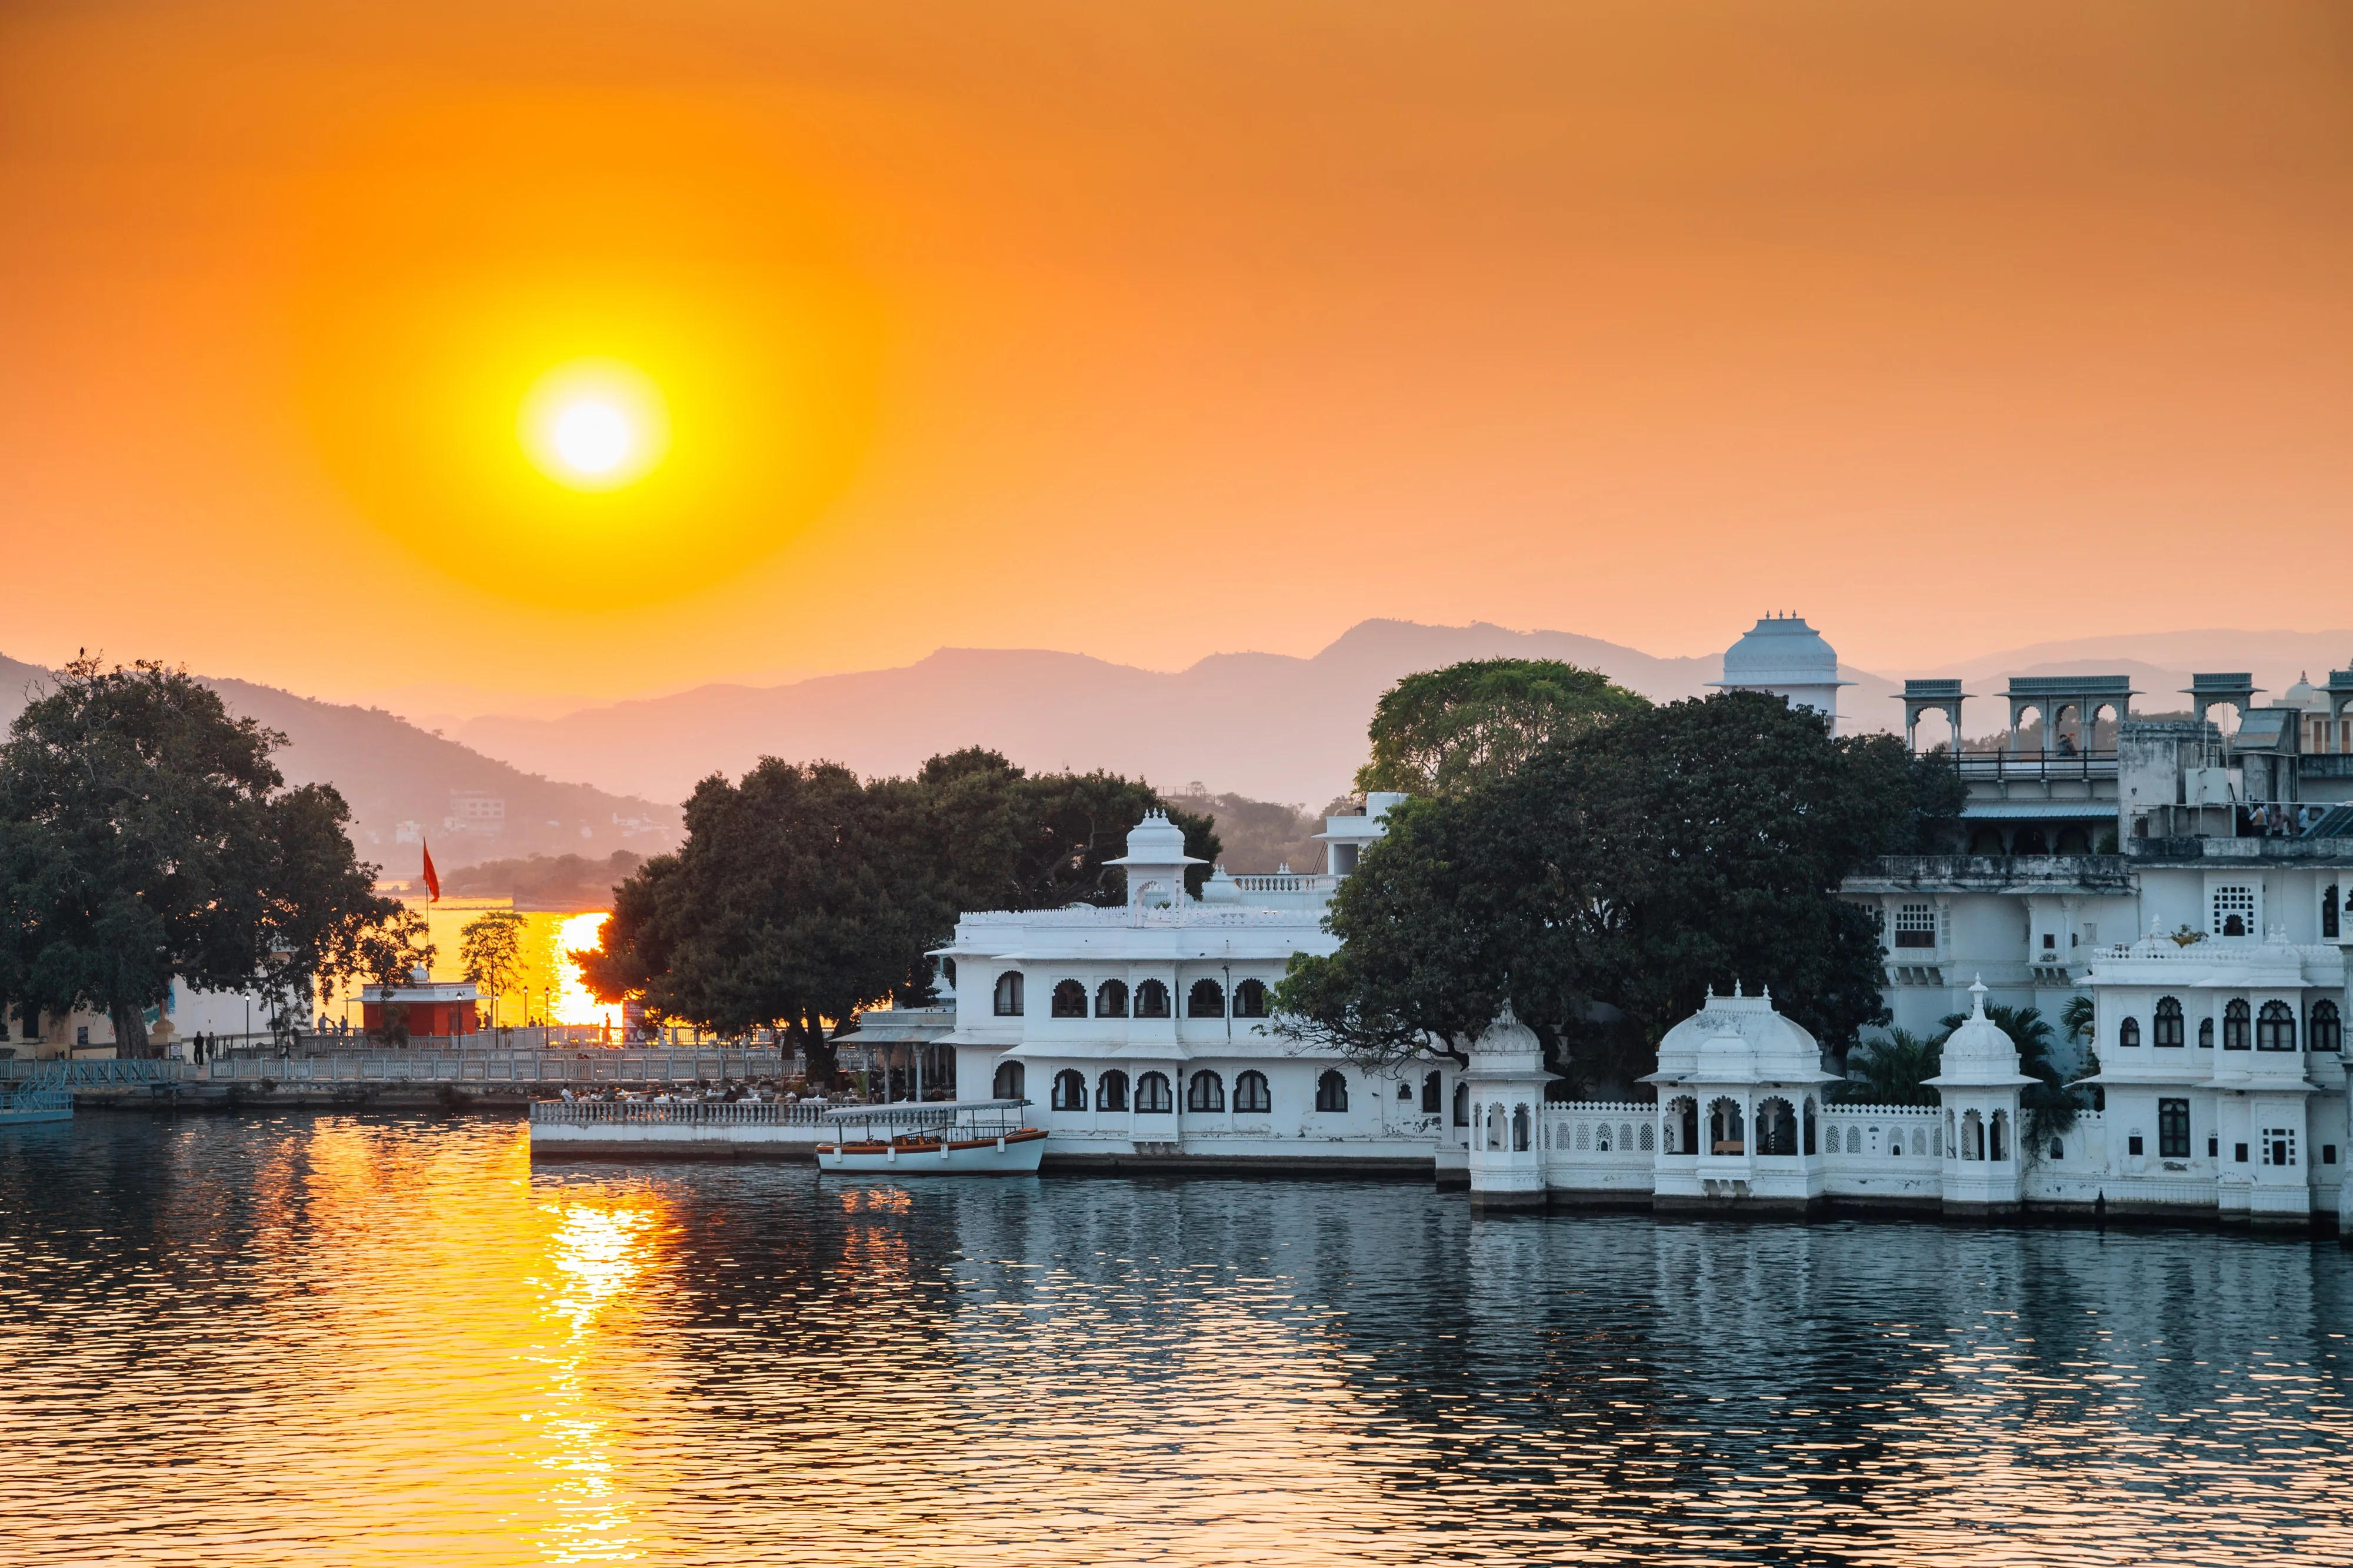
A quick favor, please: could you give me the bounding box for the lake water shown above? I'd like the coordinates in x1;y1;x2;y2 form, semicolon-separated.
4;1113;2352;1565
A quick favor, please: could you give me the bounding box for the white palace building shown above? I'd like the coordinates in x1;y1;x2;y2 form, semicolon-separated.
930;616;2353;1232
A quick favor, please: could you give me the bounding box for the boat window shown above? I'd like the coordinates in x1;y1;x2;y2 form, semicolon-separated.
1095;980;1128;1017
1235;1070;1271;1113
1097;1070;1129;1112
1135;1071;1173;1113
1051;980;1087;1018
1135;980;1171;1019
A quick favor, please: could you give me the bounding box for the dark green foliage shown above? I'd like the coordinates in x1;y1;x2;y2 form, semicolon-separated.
1355;659;1649;798
1839;1028;1942;1105
576;749;1217;1082
1282;690;1919;1089
0;658;425;1054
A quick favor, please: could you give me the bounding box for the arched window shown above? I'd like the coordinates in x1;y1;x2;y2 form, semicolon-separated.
1051;980;1088;1018
2312;1000;2343;1053
1452;1081;1469;1127
1484;1103;1505;1150
2118;1016;2141;1049
1669;1097;1698;1155
1235;1070;1271;1113
1707;1098;1744;1155
2199;1016;2215;1049
1421;1070;1442;1113
1638;1121;1655;1153
2258;1000;2297;1052
1512;1103;1531;1152
2154;996;2184;1047
1097;1069;1129;1112
1134;980;1171;1018
1051;1069;1086;1110
1594;1122;1611;1152
993;972;1025;1017
1187;1069;1225;1111
1187;979;1224;1018
2224;998;2251;1050
992;1060;1026;1100
1961;1109;1984;1160
1134;1070;1172;1113
1989;1109;2009;1162
1095;980;1129;1017
1756;1097;1798;1156
1845;1126;1862;1155
1315;1070;1349;1112
1802;1097;1818;1155
1232;979;1269;1018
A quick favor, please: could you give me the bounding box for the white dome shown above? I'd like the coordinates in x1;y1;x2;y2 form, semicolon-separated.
1715;615;1845;689
1924;978;2037;1089
1198;866;1242;904
1649;987;1831;1086
1117;809;1192;863
2284;672;2325;712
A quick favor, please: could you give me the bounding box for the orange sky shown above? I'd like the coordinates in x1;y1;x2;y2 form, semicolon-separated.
3;1;2349;703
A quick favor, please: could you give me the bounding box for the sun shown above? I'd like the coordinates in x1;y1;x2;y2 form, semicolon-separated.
519;358;671;491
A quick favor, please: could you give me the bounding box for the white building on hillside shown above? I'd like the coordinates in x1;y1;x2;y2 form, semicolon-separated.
938;802;1442;1172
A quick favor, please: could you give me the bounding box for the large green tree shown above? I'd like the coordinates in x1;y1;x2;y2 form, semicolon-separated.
1283;691;1953;1092
1355;658;1649;798
0;658;426;1055
576;750;1216;1083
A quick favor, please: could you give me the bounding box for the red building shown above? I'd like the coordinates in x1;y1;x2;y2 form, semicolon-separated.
360;975;481;1039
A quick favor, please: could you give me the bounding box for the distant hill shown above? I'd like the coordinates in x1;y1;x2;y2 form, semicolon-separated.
0;655;679;873
455;619;1898;809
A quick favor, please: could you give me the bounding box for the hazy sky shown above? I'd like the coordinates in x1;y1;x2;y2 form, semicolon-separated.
4;1;2349;704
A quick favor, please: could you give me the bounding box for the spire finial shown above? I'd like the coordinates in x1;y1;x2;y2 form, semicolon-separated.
1734;978;1743;997
1969;975;1988;1019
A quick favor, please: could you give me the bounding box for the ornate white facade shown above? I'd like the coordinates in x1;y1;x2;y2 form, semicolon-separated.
938;803;1443;1172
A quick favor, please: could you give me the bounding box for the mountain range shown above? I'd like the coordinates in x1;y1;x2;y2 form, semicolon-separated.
0;655;679;873
4;622;2345;878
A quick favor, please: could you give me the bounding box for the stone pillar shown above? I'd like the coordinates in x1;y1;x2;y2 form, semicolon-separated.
1925;978;2032;1219
1463;1008;1552;1212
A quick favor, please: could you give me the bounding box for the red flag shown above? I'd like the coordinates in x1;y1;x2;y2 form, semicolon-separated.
421;840;441;902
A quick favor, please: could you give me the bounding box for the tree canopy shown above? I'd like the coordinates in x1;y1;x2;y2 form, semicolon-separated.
575;749;1215;1082
0;658;426;1054
1354;658;1649;798
1282;691;1961;1092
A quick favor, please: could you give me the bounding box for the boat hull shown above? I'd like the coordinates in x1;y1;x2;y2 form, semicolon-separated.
818;1127;1046;1175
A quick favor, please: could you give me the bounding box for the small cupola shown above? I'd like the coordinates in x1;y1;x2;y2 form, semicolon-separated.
1107;809;1205;910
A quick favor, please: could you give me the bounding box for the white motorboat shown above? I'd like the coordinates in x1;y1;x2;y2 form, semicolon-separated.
816;1097;1045;1175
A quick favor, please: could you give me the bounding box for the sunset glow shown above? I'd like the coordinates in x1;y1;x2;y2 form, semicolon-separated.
554;911;612;1027
519;360;669;491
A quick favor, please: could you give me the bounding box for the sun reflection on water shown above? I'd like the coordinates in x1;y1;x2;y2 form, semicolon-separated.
5;1118;2353;1565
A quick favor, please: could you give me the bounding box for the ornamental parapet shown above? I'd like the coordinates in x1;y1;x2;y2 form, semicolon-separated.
1847;854;2132;894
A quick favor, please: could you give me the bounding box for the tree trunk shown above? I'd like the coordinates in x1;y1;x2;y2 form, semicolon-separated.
797;1013;841;1088
110;1002;154;1059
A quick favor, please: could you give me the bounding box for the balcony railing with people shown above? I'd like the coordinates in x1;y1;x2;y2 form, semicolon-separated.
1953;748;2119;782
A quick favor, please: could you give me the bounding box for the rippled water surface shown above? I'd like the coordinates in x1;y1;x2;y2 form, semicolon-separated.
5;1114;2353;1564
